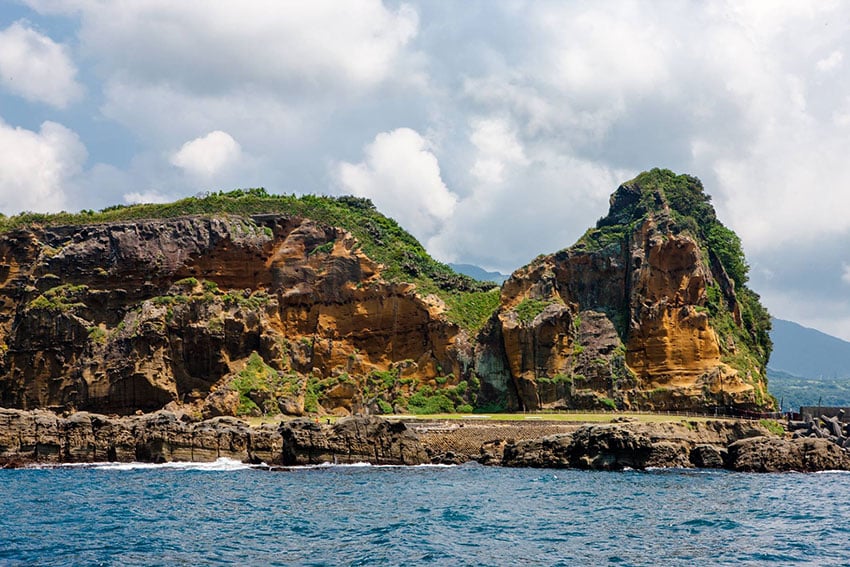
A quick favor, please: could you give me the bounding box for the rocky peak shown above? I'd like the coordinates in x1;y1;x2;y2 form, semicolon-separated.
477;169;774;413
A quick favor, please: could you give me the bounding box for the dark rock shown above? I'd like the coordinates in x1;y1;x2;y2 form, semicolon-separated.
690;444;725;468
568;425;655;470
280;416;428;466
502;434;574;468
477;439;507;466
725;436;850;472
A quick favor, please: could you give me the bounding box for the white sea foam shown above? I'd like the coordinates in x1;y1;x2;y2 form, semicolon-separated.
32;459;458;472
37;457;256;471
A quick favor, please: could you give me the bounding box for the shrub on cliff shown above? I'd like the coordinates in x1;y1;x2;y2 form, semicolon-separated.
1;189;500;334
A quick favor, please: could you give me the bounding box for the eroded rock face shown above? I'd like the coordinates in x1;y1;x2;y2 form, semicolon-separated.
0;410;428;467
280;416;428;465
725;436;850;472
0;408;266;465
0;170;773;417
502;421;850;472
0;215;468;416
480;173;772;413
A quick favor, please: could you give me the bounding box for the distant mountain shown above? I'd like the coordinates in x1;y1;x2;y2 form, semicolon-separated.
768;319;850;379
767;368;850;412
767;318;850;411
448;263;509;284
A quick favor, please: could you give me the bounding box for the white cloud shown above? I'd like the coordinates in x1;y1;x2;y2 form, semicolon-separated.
26;0;418;93
13;0;850;340
0;119;87;214
336;128;457;241
123;190;171;205
469;117;528;184
842;264;850;285
817;50;843;72
0;21;83;108
171;131;243;180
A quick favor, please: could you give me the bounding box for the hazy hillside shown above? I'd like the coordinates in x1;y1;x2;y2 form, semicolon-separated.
767;368;850;411
767;319;850;411
768;319;850;379
448;263;509;284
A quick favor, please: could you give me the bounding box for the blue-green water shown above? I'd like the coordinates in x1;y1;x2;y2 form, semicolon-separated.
1;461;848;566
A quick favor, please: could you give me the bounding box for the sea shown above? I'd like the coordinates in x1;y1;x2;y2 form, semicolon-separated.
1;461;848;566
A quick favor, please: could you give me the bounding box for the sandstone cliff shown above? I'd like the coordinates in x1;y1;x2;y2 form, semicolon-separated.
0;193;484;417
475;169;773;412
0;173;773;417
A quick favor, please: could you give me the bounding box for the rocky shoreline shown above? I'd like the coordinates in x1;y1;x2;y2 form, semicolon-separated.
1;408;848;472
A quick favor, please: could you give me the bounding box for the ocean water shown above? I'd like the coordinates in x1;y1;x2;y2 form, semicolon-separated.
1;461;849;566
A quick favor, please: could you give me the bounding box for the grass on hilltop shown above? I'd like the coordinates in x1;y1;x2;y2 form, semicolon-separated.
1;188;502;333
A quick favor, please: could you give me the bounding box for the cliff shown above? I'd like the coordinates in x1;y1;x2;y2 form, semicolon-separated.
0;172;773;417
0;191;489;417
475;169;773;412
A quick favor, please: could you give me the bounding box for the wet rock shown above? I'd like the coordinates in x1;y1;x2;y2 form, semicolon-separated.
502;434;574;468
690;444;725;468
280;416;428;466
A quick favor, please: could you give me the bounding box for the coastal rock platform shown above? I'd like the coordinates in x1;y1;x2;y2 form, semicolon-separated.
2;409;848;472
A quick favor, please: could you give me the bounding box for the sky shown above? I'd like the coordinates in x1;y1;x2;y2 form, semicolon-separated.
1;1;850;341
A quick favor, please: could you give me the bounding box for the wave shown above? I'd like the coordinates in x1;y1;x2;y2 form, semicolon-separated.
29;459;461;472
33;457;254;472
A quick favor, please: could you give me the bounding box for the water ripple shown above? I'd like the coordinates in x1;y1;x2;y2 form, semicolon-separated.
2;465;850;565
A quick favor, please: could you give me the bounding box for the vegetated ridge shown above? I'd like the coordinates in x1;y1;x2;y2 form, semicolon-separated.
769;318;850;379
476;168;772;413
0;170;773;418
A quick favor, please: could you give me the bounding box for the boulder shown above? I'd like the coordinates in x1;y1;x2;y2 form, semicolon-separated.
280;416;428;466
690;444;725;468
725;436;850;472
502;434;574;468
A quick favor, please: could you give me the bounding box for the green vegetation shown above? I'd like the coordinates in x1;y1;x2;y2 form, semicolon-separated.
408;385;457;414
759;418;785;436
3;188;499;333
230;352;301;416
442;288;501;333
87;326;107;344
767;368;850;411
515;297;552;325
309;241;334;256
28;284;89;312
357;368;476;416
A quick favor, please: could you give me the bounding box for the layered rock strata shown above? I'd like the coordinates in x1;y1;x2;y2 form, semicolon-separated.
476;170;772;413
0;172;775;416
0;214;468;416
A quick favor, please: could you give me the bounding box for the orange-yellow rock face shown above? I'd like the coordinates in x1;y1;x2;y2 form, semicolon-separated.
0;176;774;417
626;225;724;382
478;214;771;413
0;215;466;416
